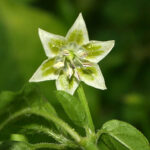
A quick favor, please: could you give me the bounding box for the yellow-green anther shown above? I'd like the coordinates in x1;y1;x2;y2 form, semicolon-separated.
53;62;64;69
66;63;73;79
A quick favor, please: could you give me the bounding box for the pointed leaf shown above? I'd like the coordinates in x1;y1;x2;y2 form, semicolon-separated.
55;91;87;127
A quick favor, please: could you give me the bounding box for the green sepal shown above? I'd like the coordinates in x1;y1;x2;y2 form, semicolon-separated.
55;91;87;127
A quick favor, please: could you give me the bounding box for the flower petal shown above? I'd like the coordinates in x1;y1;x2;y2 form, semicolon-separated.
77;63;106;90
39;28;66;58
56;73;79;95
66;13;89;45
80;40;115;63
29;58;59;82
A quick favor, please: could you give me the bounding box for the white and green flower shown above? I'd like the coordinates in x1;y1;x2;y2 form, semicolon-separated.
29;13;115;95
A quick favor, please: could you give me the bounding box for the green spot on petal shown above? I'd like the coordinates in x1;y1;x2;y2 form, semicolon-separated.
86;50;104;58
67;30;84;45
41;58;55;71
59;74;76;90
83;42;101;51
82;42;104;59
78;66;97;80
49;39;66;54
42;67;56;77
68;77;76;89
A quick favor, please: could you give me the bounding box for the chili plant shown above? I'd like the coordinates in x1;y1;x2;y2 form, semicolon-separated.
0;13;149;150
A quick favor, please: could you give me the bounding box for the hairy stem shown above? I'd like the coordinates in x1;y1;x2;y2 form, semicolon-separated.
0;108;30;131
24;124;77;148
31;109;81;142
30;143;66;150
0;108;81;143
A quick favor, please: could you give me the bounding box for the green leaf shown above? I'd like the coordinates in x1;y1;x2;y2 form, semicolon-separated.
99;120;150;150
0;84;81;143
55;91;87;127
0;91;18;112
0;84;58;120
10;134;28;142
98;141;109;150
0;84;64;139
0;141;31;150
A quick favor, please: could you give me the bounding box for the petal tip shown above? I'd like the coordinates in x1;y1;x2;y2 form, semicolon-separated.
112;40;115;44
106;40;115;52
67;90;74;95
77;12;84;23
110;40;115;47
29;77;34;83
98;84;107;90
78;12;83;18
38;28;45;37
102;86;107;90
29;75;38;83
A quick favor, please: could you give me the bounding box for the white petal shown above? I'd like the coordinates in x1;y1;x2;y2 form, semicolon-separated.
56;73;79;95
29;58;59;82
81;40;115;63
77;63;106;90
66;13;89;45
38;28;66;58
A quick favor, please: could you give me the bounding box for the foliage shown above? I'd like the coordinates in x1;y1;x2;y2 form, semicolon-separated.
0;84;149;149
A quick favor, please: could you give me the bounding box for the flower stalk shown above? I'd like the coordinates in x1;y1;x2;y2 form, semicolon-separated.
77;84;95;136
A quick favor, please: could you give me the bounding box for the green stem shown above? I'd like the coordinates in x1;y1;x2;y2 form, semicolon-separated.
0;108;81;143
25;124;77;148
0;108;30;131
77;84;95;135
31;110;81;142
30;143;66;150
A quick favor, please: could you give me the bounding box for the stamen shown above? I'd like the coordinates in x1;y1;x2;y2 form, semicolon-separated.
53;62;64;69
63;50;69;56
82;62;92;67
66;63;73;79
74;70;80;80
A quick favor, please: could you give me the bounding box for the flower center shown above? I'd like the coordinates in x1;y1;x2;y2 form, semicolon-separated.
54;42;86;80
61;43;79;59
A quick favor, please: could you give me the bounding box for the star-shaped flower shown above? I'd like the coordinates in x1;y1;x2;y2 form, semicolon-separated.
29;13;115;95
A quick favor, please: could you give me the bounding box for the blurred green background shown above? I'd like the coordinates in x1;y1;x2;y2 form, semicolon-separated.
0;0;150;142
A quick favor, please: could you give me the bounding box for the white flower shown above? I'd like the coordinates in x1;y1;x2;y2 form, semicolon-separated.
29;13;115;95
